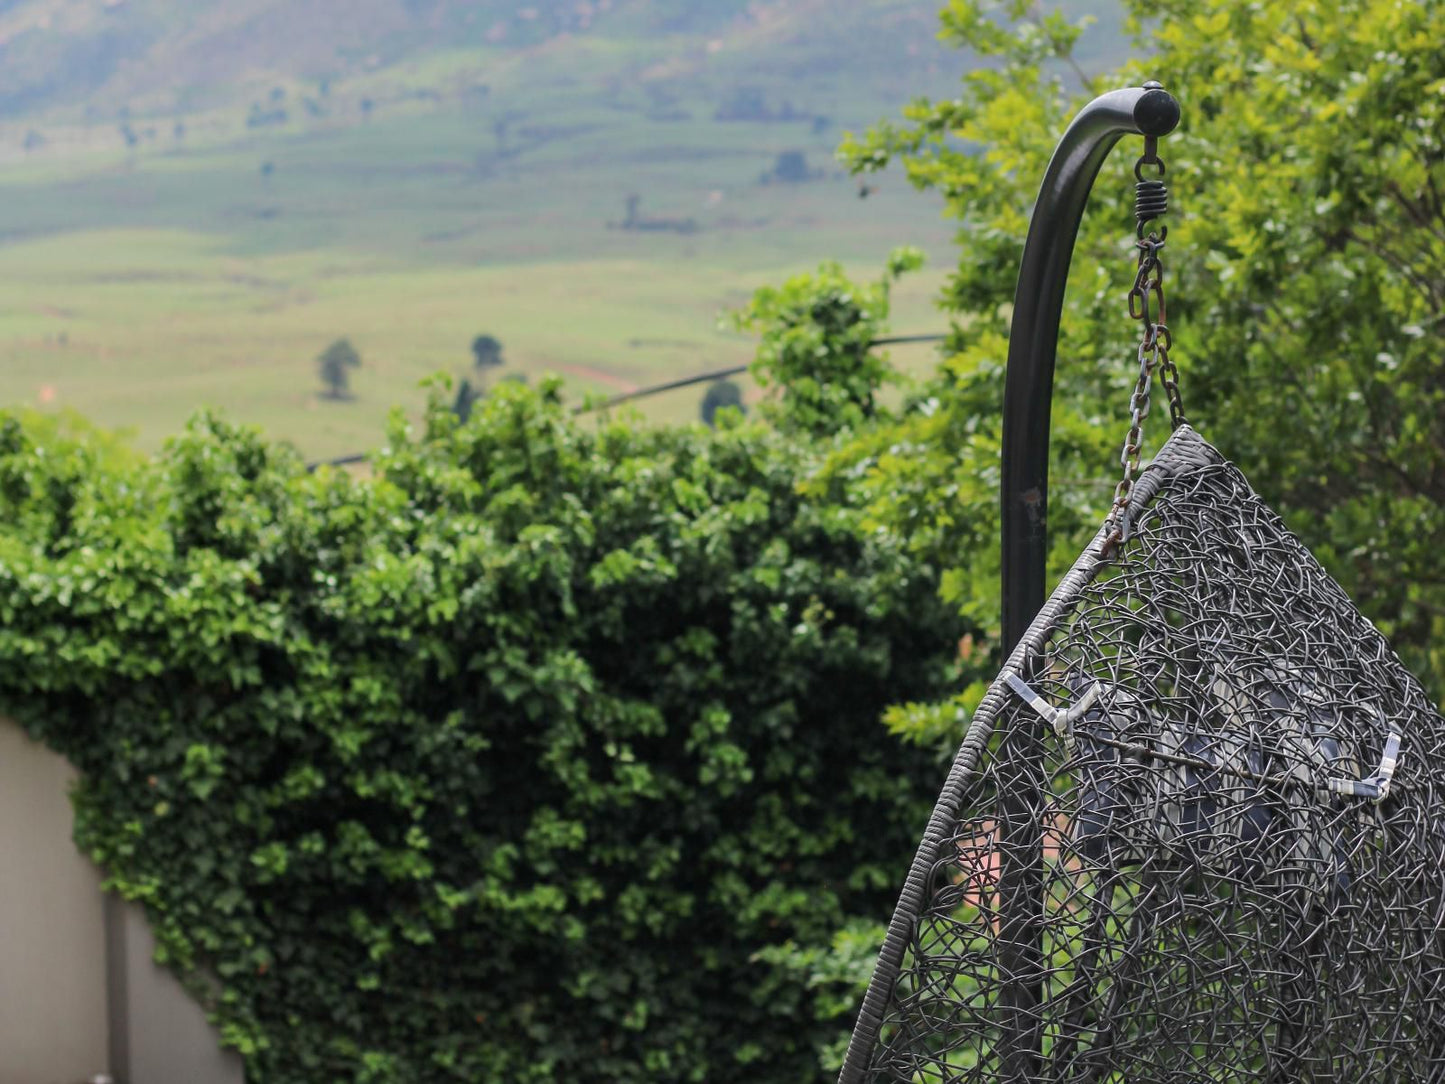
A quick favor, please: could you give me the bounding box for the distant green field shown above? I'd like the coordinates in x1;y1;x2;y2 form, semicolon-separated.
0;0;1126;459
0;228;953;460
0;101;955;458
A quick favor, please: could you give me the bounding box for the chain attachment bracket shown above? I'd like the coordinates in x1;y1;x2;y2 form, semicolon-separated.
1101;100;1186;559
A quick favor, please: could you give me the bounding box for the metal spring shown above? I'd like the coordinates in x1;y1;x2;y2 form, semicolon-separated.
1136;178;1168;224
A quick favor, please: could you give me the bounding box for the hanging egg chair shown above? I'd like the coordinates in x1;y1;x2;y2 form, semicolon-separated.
837;83;1445;1084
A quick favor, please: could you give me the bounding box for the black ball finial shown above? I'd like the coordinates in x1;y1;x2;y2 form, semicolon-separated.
1135;82;1181;137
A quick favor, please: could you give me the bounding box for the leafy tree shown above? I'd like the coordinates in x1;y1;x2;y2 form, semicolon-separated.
470;334;504;370
700;379;745;426
317;338;361;399
0;379;961;1083
733;247;924;439
832;0;1445;724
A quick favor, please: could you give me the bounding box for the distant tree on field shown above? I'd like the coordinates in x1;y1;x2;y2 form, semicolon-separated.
471;334;504;370
700;379;745;426
317;339;361;399
247;102;287;128
119;124;139;149
173;120;186;140
361;98;374;120
766;150;813;184
453;378;482;422
260;160;275;182
715;86;770;122
614;194;698;234
22;129;44;152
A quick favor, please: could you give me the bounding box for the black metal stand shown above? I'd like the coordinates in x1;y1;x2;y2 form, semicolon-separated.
1001;82;1180;652
995;82;1179;1082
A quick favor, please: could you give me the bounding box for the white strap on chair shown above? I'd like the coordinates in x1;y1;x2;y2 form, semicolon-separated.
1326;714;1403;803
1004;672;1103;756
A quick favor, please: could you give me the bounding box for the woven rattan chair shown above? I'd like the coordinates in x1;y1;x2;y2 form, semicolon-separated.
837;86;1445;1084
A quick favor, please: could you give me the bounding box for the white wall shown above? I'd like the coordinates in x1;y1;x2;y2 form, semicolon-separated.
0;721;110;1084
0;719;244;1084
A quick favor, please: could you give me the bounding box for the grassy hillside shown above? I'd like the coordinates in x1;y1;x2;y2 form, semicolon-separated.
1;0;1057;120
0;0;1127;457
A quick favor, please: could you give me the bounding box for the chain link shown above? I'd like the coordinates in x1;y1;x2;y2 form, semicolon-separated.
1102;141;1187;557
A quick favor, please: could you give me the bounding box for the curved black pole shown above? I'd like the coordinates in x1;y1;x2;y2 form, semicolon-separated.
1001;82;1180;653
994;82;1179;1083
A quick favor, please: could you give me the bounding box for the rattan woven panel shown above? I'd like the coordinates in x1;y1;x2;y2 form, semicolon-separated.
839;425;1445;1084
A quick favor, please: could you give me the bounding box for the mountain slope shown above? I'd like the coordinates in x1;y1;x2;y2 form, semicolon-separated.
0;1;945;120
0;0;1127;126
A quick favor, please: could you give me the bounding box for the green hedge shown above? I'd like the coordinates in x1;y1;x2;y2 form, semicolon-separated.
0;385;961;1082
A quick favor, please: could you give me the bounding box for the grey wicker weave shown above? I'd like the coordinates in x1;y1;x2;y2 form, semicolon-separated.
836;424;1445;1084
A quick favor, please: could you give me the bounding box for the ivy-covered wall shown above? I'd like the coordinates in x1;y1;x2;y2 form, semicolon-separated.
0;384;962;1082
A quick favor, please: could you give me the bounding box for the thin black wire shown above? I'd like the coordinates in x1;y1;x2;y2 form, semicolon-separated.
307;333;948;470
572;361;749;414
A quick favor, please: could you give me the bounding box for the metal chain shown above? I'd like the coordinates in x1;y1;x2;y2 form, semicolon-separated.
1102;138;1187;557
